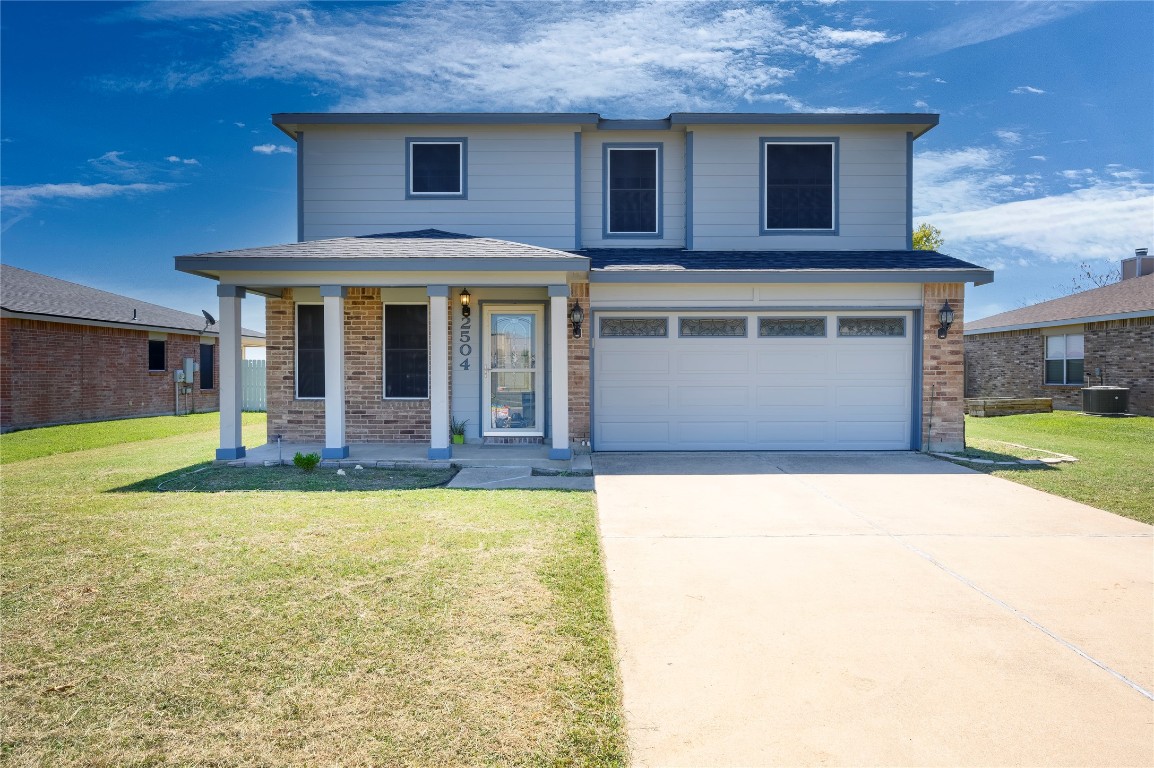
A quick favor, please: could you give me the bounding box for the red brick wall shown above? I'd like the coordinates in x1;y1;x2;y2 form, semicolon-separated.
922;283;966;451
568;281;591;443
966;316;1153;416
265;288;432;444
0;318;219;432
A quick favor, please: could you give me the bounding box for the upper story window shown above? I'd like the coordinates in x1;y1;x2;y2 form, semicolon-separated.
1045;333;1084;385
761;139;837;234
296;304;325;399
604;144;661;237
407;138;467;198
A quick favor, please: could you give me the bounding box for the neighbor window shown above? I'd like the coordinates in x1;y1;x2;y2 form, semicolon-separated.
605;145;660;236
407;139;466;197
383;304;429;399
199;343;214;390
148;339;166;371
1045;334;1084;385
762;139;836;232
296;304;325;398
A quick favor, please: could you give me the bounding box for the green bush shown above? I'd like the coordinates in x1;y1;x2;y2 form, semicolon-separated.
293;451;321;472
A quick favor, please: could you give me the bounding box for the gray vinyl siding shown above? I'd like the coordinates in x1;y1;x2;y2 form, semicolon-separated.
300;125;579;249
581;131;686;248
690;125;910;251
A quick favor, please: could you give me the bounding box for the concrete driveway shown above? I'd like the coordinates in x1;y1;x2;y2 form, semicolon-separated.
593;452;1153;767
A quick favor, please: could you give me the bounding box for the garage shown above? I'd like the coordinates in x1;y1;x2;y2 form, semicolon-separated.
593;310;916;451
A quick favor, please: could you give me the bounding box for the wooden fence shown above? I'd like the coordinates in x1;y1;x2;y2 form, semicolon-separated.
241;360;267;412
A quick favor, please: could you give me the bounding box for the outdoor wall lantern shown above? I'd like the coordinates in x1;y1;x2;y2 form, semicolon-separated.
570;300;585;338
937;300;955;339
459;288;471;318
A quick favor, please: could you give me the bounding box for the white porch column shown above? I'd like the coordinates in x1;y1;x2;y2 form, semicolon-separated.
320;285;348;459
427;286;451;459
215;285;246;460
548;285;572;460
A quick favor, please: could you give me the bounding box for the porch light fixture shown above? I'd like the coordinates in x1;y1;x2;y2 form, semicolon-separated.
569;300;584;338
937;300;955;339
459;288;471;318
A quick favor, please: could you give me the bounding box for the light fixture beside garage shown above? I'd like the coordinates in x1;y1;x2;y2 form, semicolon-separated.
459;288;471;318
937;300;955;339
570;300;584;338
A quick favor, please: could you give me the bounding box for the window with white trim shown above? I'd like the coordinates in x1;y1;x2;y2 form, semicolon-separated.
605;145;660;236
383;304;429;399
1045;334;1084;385
407;139;466;197
762;140;836;232
296;304;325;399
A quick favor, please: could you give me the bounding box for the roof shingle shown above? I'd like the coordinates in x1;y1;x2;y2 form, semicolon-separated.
966;273;1154;333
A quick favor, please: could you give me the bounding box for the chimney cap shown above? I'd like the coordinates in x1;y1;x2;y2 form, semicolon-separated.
1137;247;1149;258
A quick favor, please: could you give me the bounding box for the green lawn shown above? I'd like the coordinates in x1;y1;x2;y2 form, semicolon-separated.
1;415;626;766
960;411;1154;524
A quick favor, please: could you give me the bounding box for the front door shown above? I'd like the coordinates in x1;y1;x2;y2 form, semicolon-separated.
482;305;545;437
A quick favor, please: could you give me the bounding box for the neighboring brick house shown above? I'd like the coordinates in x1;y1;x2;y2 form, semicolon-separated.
175;111;993;461
965;251;1154;416
0;265;264;432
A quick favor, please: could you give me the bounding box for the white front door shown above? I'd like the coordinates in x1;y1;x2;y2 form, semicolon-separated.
482;305;545;437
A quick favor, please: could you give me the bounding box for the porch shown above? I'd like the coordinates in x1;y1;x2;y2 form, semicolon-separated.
224;439;589;471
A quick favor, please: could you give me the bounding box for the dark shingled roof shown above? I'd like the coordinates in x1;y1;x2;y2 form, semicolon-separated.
0;264;263;338
577;247;989;272
180;229;588;262
966;272;1154;333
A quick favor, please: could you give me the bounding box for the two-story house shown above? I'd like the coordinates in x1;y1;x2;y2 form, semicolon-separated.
175;112;992;461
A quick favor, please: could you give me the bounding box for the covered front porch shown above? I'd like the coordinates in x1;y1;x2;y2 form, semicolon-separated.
222;439;590;472
174;230;591;465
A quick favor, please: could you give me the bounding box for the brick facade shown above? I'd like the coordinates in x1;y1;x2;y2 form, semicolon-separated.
966;316;1153;416
567;282;591;444
0;317;219;432
921;283;966;452
265;288;433;444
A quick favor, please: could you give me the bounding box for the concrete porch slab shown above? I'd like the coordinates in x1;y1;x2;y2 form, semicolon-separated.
227;441;578;470
448;466;594;490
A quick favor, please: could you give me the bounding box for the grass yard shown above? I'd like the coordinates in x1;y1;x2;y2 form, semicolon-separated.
960;411;1154;524
0;415;626;766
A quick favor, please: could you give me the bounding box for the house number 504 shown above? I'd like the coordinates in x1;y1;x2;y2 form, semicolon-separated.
458;314;472;370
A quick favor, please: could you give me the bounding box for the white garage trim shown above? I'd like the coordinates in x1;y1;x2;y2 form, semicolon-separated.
592;308;922;451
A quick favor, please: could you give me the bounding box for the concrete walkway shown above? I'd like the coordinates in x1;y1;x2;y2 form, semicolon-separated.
593;452;1153;767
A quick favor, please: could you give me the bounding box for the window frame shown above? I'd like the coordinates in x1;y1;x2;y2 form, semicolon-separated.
1044;333;1085;386
147;338;166;372
382;302;430;400
603;143;663;239
760;137;839;236
406;137;468;199
199;342;215;390
295;303;325;400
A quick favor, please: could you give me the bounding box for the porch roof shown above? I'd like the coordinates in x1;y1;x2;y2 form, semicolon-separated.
174;229;590;281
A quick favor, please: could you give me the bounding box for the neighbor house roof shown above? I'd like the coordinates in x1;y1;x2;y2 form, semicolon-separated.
175;229;591;279
273;112;939;138
965;272;1154;334
578;248;993;285
0;264;264;340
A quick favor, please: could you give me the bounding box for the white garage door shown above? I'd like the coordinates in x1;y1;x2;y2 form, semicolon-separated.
593;311;915;451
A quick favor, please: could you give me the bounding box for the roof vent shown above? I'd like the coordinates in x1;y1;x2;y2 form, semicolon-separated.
1121;247;1153;280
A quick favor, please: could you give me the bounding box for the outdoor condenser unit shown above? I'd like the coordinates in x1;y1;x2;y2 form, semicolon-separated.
1081;386;1130;415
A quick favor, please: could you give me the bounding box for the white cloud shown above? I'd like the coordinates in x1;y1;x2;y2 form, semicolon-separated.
1030;155;1047;161
87;150;146;180
915;3;1084;56
1011;85;1046;95
234;122;246;128
0;182;175;229
915;146;1153;264
165;155;200;165
994;130;1022;144
252;144;293;155
217;2;899;113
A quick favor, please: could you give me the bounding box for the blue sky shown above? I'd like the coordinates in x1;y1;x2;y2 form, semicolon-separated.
2;0;1152;333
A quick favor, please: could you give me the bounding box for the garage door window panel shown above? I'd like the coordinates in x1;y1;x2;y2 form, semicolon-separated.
599;317;668;337
679;318;747;338
759;317;827;337
837;317;905;337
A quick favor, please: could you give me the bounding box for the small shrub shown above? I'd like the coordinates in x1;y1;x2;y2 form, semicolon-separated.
293;451;321;472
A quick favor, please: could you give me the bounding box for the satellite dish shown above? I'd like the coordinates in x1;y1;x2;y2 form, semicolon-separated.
201;309;216;331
